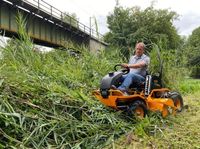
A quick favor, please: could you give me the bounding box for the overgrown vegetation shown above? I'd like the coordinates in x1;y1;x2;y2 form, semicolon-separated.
149;43;188;89
0;33;132;148
0;13;130;148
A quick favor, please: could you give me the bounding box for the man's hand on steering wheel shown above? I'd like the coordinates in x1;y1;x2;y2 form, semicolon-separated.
114;64;130;75
121;63;129;68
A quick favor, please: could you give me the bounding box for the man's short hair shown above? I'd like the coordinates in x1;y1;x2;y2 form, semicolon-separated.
136;42;145;50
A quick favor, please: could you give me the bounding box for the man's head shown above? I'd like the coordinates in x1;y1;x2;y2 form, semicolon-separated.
135;42;145;57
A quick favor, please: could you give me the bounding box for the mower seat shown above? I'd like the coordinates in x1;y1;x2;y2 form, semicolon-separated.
128;73;162;94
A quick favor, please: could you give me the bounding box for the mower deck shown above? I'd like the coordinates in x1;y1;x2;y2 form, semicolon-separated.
93;88;179;117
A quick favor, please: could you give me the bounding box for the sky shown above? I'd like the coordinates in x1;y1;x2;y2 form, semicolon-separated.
43;0;200;37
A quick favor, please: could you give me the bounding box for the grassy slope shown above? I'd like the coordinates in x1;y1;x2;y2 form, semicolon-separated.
0;40;134;148
114;79;200;149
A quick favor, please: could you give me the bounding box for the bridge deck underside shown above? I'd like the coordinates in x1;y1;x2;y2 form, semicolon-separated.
0;1;90;47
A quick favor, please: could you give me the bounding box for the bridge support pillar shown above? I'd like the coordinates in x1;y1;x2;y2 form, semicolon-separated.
89;38;108;53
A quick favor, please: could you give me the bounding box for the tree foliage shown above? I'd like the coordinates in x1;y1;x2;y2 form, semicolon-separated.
186;27;200;78
104;5;181;57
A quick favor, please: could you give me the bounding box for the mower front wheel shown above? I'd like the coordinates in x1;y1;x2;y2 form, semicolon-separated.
169;92;184;112
128;100;147;119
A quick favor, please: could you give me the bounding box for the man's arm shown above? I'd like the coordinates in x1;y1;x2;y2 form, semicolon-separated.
122;56;150;69
128;61;146;68
121;61;146;69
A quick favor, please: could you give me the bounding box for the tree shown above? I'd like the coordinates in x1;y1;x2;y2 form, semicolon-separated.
186;27;200;78
104;5;181;57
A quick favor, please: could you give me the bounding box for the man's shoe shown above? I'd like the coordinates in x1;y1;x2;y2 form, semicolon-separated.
110;85;117;90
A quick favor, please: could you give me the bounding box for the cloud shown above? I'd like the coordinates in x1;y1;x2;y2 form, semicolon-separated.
174;13;200;36
96;15;109;34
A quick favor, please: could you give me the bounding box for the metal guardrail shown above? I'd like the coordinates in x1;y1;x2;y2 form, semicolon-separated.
3;0;104;41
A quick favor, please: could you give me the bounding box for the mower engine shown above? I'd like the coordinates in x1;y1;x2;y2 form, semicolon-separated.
100;64;130;98
100;71;123;98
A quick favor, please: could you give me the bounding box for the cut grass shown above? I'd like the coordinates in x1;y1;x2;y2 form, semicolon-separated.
112;79;200;149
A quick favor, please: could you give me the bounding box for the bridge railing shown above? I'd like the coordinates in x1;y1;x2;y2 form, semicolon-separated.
11;0;104;41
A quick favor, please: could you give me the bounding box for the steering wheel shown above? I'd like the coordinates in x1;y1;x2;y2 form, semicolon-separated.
114;64;130;75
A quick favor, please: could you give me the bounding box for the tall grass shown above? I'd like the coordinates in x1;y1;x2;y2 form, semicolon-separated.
0;13;135;148
179;79;200;94
0;40;135;148
149;43;188;90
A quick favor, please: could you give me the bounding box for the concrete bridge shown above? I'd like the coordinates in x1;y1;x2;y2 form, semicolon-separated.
0;0;108;52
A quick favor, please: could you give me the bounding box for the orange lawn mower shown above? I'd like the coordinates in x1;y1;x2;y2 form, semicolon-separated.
93;64;184;119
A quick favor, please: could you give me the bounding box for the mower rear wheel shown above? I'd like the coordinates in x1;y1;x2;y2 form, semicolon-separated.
129;100;147;119
169;92;184;112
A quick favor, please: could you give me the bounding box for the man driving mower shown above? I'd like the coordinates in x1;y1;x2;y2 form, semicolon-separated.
112;42;150;95
92;41;183;118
